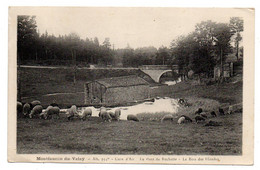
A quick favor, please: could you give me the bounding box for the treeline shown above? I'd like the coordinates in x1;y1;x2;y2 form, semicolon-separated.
18;16;114;66
18;15;243;78
115;45;172;67
17;16;171;67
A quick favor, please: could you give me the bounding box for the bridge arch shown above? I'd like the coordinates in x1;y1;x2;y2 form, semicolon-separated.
157;70;174;83
139;65;178;83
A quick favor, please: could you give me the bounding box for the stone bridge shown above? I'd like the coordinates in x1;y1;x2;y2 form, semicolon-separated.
139;65;178;83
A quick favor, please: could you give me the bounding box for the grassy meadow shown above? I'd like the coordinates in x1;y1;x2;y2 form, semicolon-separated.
17;112;242;155
17;67;243;155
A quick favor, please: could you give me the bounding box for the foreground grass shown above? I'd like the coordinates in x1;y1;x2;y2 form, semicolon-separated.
17;112;242;155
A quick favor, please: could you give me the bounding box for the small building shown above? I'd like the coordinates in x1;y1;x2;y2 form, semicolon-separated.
214;62;234;79
84;75;150;105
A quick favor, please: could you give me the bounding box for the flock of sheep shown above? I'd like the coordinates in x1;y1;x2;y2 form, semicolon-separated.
160;107;223;126
17;100;61;119
16;100;141;122
163;98;242;126
16;98;241;125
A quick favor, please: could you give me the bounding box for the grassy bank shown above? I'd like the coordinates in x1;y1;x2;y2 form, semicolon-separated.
17;112;242;155
167;77;242;105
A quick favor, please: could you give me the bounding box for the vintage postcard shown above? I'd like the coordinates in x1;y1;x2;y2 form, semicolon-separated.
8;7;254;164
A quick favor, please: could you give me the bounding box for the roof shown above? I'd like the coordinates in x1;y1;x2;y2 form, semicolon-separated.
92;75;150;88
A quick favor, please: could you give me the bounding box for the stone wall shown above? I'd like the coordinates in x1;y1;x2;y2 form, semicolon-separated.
103;85;150;105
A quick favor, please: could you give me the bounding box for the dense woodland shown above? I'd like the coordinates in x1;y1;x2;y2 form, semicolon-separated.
17;16;243;78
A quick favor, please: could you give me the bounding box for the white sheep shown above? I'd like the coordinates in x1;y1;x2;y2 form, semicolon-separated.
39;106;53;119
177;115;193;124
108;109;121;121
66;105;78;120
177;116;186;124
108;111;115;118
114;109;121;121
99;107;111;122
29;105;43;118
79;108;92;121
161;114;174;122
101;111;112;122
40;106;60;119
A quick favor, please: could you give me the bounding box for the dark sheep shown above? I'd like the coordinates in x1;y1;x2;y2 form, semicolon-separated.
195;108;203;115
23;103;31;117
29;105;43;118
178;98;185;104
30;100;41;108
211;111;217;117
218;108;225;116
205;120;222;126
195;116;206;123
17;101;23;118
127;114;139;122
50;102;59;107
178;98;189;107
228;103;242;114
200;112;208;118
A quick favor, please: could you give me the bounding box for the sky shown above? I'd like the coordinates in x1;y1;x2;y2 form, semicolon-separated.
30;7;247;49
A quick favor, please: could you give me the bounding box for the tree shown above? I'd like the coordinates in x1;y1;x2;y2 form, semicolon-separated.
194;20;216;48
212;23;233;78
94;37;99;46
171;71;180;84
122;47;135;67
229;17;244;60
67;32;80;84
156;46;170;65
17;15;38;101
102;38;111;49
170;33;197;80
17;15;38;61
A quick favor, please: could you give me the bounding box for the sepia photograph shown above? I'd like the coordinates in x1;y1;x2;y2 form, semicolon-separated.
8;7;254;164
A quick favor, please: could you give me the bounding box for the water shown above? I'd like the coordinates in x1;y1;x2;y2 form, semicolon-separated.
163;78;182;86
65;97;180;120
